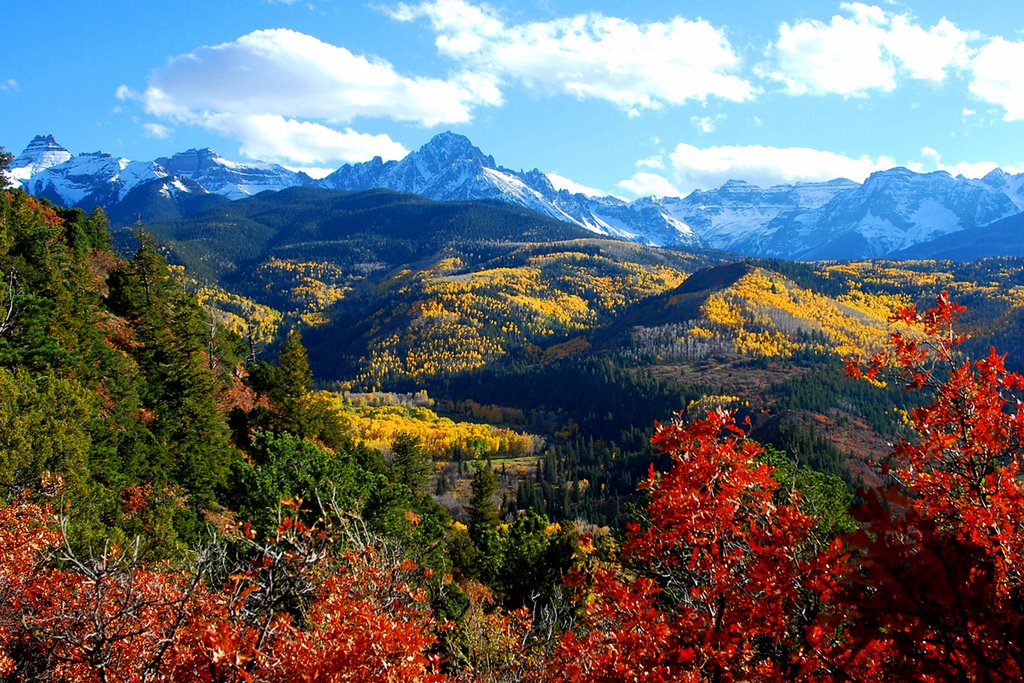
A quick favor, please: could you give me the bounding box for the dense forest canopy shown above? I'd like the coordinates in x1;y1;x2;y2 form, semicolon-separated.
2;182;1024;680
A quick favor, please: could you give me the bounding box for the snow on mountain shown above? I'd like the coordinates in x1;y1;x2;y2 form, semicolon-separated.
322;132;701;247
768;168;1024;259
9;131;1024;260
155;149;311;200
11;136;310;212
7;134;72;185
656;179;857;253
20;152;167;207
980;168;1024;212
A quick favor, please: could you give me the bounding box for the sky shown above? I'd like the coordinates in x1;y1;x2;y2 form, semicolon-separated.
3;0;1024;199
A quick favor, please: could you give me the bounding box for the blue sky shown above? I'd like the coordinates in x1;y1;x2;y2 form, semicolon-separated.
3;0;1024;198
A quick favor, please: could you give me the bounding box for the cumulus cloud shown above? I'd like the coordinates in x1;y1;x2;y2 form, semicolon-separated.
639;142;899;194
546;172;605;197
201;114;409;165
389;0;753;112
970;37;1024;121
137;28;491;164
143;122;172;139
762;2;973;97
617;172;683;198
0;79;19;93
690;115;723;134
145;29;496;126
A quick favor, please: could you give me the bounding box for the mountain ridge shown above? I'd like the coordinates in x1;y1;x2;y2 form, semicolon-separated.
7;131;1024;260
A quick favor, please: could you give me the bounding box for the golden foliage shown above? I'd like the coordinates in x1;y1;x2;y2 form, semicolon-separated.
357;249;689;385
336;391;544;459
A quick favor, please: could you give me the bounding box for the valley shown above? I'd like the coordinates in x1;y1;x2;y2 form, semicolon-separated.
4;130;1024;678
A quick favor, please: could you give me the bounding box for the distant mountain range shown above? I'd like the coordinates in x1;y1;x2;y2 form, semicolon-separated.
7;132;1024;260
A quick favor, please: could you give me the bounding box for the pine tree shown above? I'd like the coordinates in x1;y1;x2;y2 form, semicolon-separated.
390;433;431;497
468;463;499;536
0;147;12;189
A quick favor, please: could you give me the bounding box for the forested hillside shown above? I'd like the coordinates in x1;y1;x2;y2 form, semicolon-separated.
125;187;1024;523
5;168;1024;679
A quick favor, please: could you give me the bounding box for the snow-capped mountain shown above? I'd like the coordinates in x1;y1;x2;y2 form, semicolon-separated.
156;148;313;200
7;134;72;184
656;179;858;254
11;135;310;215
316;133;1024;257
7;131;1024;260
758;168;1023;259
320;132;701;247
20;152;168;208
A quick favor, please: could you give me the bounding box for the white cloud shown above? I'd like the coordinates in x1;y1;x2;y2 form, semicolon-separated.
617;172;683;198
143;122;172;139
283;165;336;180
0;79;19;93
970;37;1024;121
636;156;666;170
390;0;753;113
202;114;409;165
136;28;491;165
762;3;973;97
662;142;897;192
546;172;604;197
690;115;722;134
919;146;1020;177
145;29;495;126
115;84;136;101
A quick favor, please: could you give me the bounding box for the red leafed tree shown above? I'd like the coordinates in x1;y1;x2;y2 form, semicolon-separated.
0;494;448;682
551;408;846;682
839;291;1024;679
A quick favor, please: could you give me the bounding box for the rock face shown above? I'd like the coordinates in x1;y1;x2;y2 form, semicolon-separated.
155;149;314;200
9;132;1024;259
315;133;1024;257
11;135;310;216
8;134;73;184
319;132;701;247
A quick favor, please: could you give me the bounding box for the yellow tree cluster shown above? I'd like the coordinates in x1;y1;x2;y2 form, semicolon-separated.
256;258;351;326
821;260;1024;309
334;395;543;459
695;269;902;359
194;284;283;343
357;249;688;385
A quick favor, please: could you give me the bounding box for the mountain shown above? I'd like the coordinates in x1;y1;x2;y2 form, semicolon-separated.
321;131;702;248
657;179;858;254
9;132;1024;260
7;134;72;183
12;135;310;218
19;151;168;209
757;168;1023;259
894;211;1024;261
141;186;595;282
155;148;314;200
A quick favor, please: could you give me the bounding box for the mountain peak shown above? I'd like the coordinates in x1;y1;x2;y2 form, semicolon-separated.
9;133;73;182
417;131;495;169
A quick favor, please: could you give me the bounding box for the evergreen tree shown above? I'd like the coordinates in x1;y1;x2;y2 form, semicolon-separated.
0;147;12;189
390;432;432;497
274;329;315;437
468;463;500;537
108;233;234;506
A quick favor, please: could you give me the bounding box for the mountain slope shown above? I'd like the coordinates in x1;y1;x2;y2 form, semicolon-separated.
894;211;1024;260
7;134;72;184
321;132;702;247
10;132;1024;260
767;168;1022;259
14;135;310;217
